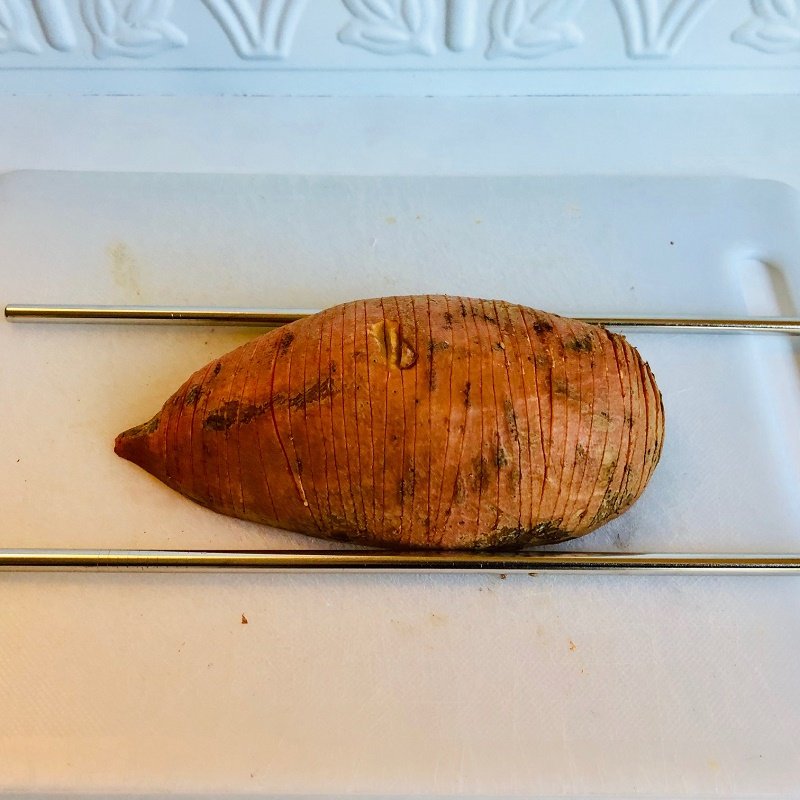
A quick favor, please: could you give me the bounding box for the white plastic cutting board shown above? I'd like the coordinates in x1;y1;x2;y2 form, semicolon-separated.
1;172;799;796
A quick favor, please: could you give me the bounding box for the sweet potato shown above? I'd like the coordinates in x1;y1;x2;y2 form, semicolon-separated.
115;296;664;549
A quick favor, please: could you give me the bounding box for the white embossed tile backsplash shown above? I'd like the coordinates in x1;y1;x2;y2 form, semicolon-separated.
0;0;797;94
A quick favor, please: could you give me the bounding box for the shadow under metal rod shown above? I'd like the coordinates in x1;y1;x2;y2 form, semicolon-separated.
6;304;800;335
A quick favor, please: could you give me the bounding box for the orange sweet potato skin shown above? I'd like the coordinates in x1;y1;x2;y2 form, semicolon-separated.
115;296;664;549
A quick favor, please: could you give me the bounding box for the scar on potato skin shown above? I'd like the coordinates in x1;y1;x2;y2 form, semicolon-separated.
371;320;417;369
203;376;336;432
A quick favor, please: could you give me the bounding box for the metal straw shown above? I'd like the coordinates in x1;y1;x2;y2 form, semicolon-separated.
6;304;800;335
0;549;798;573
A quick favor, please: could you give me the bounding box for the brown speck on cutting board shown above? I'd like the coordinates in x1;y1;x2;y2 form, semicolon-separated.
241;614;248;624
499;573;507;580
385;216;397;225
569;639;577;652
108;241;142;299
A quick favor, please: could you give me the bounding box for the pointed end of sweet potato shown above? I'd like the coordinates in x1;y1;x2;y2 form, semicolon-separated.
115;413;167;482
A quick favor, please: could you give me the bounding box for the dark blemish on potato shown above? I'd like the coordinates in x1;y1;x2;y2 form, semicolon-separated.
278;331;295;355
443;311;453;329
463;381;471;408
204;376;337;432
204;401;241;432
527;520;572;545
504;399;519;442
241;614;248;625
184;385;203;406
553;379;580;401
599;410;610;421
288;375;335;409
459;300;468;319
566;334;594;353
427;340;437;392
507;467;521;493
453;472;466;504
592;494;619;526
399;461;416;501
241;401;272;424
495;441;509;470
212;362;222;377
530;316;554;335
119;413;161;440
492;341;505;351
473;522;563;550
575;443;587;461
425;340;450;392
471;455;489;491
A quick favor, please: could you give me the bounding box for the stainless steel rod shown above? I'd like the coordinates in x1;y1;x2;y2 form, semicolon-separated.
4;304;314;327
6;304;800;335
0;549;798;573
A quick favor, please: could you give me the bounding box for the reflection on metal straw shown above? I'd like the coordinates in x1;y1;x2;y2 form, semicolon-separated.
6;304;800;335
0;549;798;573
